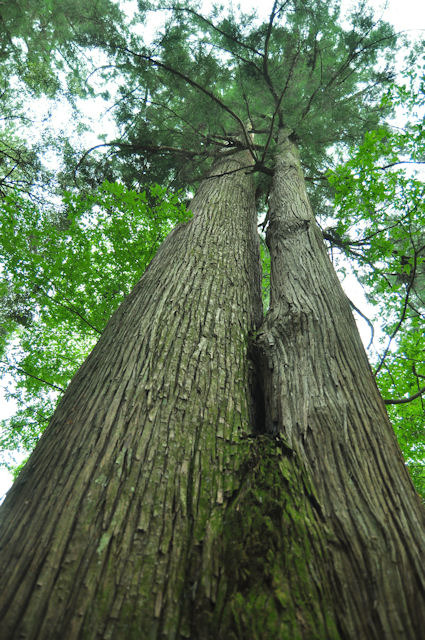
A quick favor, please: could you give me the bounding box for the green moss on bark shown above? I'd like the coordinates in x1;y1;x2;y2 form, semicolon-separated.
186;435;341;640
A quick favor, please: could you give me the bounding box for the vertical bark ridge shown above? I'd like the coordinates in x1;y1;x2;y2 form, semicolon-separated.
255;130;425;639
0;151;263;639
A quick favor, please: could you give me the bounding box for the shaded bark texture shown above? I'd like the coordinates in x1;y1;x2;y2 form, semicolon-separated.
253;130;425;638
0;136;424;640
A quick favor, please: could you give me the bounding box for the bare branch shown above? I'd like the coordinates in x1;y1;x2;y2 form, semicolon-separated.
384;384;425;405
348;298;374;349
0;361;65;393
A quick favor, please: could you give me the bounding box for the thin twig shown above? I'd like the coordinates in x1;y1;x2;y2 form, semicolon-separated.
348;298;374;349
0;361;65;393
44;293;102;335
115;45;257;162
384;384;425;405
374;266;416;376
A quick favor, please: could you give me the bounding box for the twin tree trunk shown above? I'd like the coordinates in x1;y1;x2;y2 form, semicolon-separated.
1;132;425;639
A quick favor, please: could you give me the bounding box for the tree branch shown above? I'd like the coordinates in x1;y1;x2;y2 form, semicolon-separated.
378;160;425;170
348;297;374;349
260;49;300;165
384;384;425;405
74;141;210;179
197;39;262;76
204;163;258;181
301;30;397;122
42;291;103;335
114;45;257;162
374;265;416;376
162;4;262;56
0;361;65;393
413;363;425;380
262;0;281;105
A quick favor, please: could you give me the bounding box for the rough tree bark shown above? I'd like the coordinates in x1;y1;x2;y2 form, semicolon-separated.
0;149;336;639
0;138;424;640
254;129;425;638
0;150;260;638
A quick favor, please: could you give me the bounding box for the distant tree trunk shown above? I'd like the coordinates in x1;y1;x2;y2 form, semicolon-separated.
1;138;425;640
254;129;425;639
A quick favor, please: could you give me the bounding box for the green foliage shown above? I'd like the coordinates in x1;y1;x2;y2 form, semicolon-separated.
0;0;128;97
0;182;190;467
328;72;425;494
0;0;131;201
73;0;399;202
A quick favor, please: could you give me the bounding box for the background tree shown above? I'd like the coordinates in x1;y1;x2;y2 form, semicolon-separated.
0;0;131;415
1;1;425;638
0;0;129;195
327;73;425;494
0;183;189;465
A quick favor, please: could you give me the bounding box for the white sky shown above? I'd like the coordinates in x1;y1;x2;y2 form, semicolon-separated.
1;0;425;500
349;0;425;33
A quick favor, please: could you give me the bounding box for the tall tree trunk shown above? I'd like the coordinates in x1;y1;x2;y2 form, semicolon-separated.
254;129;425;639
1;137;424;640
0;150;262;638
0;149;340;640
